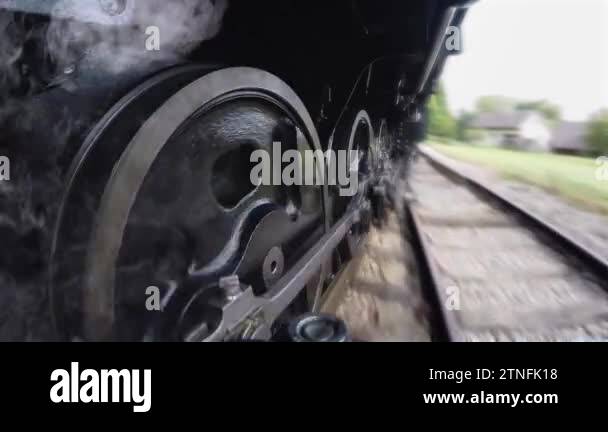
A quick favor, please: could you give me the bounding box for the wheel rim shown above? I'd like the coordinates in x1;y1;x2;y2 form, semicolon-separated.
51;67;328;341
50;64;214;340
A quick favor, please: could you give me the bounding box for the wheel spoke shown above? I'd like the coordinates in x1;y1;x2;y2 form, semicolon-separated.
51;67;327;341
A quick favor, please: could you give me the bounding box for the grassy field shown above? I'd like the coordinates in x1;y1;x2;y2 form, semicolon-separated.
430;142;608;214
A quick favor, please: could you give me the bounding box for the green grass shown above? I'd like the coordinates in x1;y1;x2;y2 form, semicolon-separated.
430;142;608;214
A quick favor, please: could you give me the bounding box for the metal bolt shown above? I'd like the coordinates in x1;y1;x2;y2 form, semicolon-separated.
219;275;242;299
262;246;285;287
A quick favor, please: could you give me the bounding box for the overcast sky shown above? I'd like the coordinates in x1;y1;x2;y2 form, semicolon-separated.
442;0;608;121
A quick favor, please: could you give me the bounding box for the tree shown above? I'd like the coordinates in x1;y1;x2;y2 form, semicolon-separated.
586;109;608;155
427;83;457;138
515;100;561;124
475;95;516;113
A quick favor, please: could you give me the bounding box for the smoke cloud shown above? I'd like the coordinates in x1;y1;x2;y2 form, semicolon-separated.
0;0;230;340
45;0;229;73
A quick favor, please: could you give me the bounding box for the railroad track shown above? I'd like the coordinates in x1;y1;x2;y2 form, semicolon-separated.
407;147;608;342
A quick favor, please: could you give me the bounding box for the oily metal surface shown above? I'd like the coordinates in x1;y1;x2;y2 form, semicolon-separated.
409;159;608;342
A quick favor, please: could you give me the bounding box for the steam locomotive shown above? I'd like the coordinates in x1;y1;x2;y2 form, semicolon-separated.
0;0;472;341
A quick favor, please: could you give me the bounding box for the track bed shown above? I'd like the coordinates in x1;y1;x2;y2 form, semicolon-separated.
409;154;608;342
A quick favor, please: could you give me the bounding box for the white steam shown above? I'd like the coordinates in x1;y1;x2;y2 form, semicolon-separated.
44;0;229;73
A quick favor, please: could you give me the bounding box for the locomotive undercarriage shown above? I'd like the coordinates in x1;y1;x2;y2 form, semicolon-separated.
0;1;471;341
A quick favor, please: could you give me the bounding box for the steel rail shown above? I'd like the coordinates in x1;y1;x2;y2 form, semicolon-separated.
409;146;608;341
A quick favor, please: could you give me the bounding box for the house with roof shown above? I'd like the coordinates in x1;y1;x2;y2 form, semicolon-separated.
548;121;588;155
469;111;552;151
